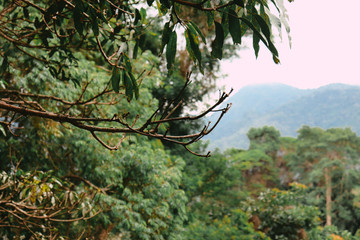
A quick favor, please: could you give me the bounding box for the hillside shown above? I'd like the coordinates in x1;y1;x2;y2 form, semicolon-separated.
206;83;360;150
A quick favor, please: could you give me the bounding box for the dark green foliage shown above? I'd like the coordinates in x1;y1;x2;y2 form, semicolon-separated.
211;21;225;59
245;184;321;240
0;0;304;239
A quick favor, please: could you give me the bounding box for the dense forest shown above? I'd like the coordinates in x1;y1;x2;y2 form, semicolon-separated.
1;0;360;240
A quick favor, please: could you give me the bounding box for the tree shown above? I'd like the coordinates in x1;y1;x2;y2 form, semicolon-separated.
0;0;292;238
247;126;281;159
287;126;360;232
0;0;289;156
245;182;321;240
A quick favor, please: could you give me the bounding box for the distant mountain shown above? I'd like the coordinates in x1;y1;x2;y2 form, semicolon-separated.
206;83;360;150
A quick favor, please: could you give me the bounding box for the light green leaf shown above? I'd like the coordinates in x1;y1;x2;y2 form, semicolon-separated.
0;125;6;136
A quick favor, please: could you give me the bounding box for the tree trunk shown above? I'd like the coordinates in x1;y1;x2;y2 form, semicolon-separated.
324;167;332;226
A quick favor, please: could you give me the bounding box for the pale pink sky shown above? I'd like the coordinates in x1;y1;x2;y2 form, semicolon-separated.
220;0;360;92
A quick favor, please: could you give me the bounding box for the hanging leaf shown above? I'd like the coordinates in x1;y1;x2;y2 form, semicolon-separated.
189;21;206;44
186;26;202;72
254;14;270;40
211;21;224;60
0;125;6;136
185;30;195;61
88;7;99;36
221;10;229;37
207;10;214;28
147;0;155;6
134;9;141;25
228;9;242;44
253;31;260;58
273;55;280;64
160;22;172;54
234;0;245;7
241;18;270;51
268;41;279;57
0;56;8;74
166;31;177;70
92;18;99;36
128;72;139;99
111;66;121;93
133;39;139;59
123;71;133;102
160;0;171;9
122;54;132;72
73;6;83;35
140;8;147;24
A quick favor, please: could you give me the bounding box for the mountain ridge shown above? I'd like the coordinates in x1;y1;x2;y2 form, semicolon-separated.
206;83;360;150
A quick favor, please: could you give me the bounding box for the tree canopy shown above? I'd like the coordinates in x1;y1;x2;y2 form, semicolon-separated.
0;0;289;156
0;0;297;239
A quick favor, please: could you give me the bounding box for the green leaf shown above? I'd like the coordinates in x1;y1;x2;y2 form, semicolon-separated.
0;125;6;136
122;54;132;72
128;72;139;99
273;55;280;64
221;10;229;37
92;18;99;36
89;8;99;36
240;17;270;54
134;9;141;25
253;31;260;58
185;30;195;61
123;71;133;102
0;56;8;74
228;9;241;44
211;21;224;60
166;31;177;71
161;22;172;54
254;14;270;40
140;8;147;24
160;0;171;9
207;11;214;28
73;7;83;35
186;27;202;72
147;0;155;6
23;7;29;18
269;41;279;57
189;21;206;44
234;0;244;7
133;39;139;59
111;66;121;93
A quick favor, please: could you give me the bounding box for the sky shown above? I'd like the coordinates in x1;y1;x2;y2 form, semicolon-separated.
219;0;360;93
